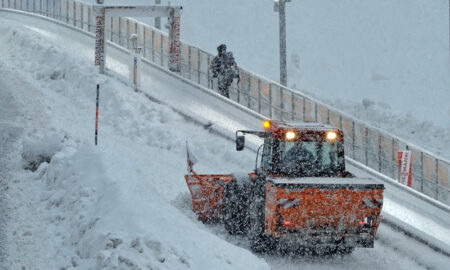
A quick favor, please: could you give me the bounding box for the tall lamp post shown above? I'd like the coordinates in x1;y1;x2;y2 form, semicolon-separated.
155;0;161;29
274;0;291;86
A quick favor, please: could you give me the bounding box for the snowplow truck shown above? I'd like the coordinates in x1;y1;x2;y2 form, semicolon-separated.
185;121;384;254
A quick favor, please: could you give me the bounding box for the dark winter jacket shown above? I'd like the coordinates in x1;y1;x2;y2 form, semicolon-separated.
211;52;240;85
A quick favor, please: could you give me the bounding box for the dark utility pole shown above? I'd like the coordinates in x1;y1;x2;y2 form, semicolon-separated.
274;0;290;87
155;0;161;29
279;0;287;86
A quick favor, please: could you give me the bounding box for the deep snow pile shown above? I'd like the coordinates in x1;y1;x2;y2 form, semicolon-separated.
0;20;269;269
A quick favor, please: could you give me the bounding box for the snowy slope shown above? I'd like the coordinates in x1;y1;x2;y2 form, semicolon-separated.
0;7;449;270
0;19;269;269
90;0;450;159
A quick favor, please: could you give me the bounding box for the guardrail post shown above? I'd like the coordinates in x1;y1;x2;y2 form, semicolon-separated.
142;26;147;58
314;103;318;122
352;121;356;159
435;159;439;199
258;79;262;114
80;4;84;29
207;55;211;89
151;29;155;62
52;0;55;18
197;50;201;84
66;0;68;23
58;0;61;20
378;134;382;172
40;0;42;15
237;77;241;103
160;34;163;66
302;97;306;122
391;138;395;178
326;109;330;124
187;46;191;80
247;77;251;108
280;87;284;121
117;17;122;45
291;92;295;120
269;84;273;118
126;19;130;49
109;16;114;41
46;0;48;16
420;151;424;192
72;1;76;26
88;5;91;32
365;127;369;166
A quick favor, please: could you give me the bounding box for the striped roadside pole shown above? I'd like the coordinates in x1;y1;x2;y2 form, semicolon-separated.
95;83;99;145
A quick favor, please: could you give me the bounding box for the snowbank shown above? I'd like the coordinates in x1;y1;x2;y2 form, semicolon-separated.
31;144;267;269
0;20;268;269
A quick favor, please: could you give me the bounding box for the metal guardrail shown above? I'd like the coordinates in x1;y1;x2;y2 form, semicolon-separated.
2;0;449;205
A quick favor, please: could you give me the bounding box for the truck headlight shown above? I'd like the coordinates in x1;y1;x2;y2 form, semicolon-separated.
285;131;296;140
326;131;337;141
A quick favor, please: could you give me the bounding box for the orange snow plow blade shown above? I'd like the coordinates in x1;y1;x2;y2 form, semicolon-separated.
184;173;234;221
264;178;384;247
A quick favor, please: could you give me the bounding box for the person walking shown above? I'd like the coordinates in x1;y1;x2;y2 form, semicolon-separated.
210;44;240;98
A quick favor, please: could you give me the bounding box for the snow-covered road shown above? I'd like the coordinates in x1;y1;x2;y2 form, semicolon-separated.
0;8;449;269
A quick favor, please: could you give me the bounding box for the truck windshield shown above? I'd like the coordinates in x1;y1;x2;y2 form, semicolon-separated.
278;140;340;176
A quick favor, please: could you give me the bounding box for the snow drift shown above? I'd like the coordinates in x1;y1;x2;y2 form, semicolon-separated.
0;20;268;269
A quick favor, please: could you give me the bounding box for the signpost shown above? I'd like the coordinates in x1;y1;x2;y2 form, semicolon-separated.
94;8;106;73
129;34;142;91
168;8;181;72
398;150;413;187
93;1;182;74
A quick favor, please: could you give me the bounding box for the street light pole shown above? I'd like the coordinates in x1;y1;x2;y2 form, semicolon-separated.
155;0;161;29
274;0;290;86
279;0;287;86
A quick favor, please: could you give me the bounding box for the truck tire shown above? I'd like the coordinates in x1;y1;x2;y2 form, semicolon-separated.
336;246;354;255
223;180;249;235
248;180;274;253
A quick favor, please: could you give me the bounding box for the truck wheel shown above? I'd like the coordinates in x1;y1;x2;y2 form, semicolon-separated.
336;247;354;255
248;181;273;253
223;181;249;235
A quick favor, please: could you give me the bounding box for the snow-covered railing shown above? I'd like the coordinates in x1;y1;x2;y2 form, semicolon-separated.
3;0;449;206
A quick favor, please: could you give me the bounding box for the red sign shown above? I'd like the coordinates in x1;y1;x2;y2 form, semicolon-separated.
169;12;180;71
95;15;104;66
398;150;412;187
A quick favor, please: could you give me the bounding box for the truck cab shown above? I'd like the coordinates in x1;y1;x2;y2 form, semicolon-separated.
248;121;347;177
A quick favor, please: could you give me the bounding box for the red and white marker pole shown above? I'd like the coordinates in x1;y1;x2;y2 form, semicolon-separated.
95;84;100;145
398;150;412;187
